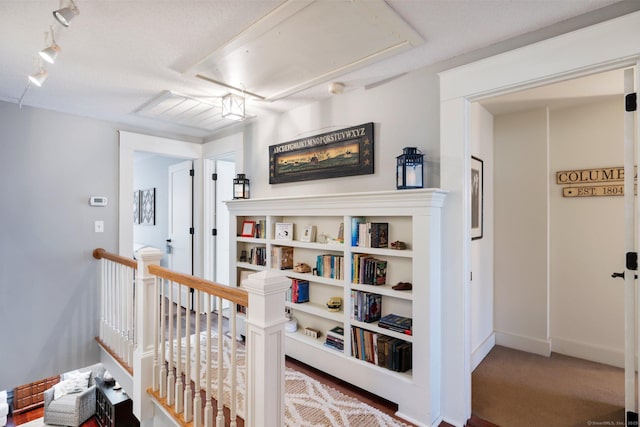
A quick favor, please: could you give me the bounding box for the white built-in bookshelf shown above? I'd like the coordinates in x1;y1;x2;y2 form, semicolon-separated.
225;189;446;425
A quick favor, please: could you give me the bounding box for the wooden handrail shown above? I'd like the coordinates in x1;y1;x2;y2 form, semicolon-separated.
93;248;137;269
149;264;249;307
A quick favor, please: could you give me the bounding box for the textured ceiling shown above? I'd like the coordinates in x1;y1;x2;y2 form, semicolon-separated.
0;0;636;140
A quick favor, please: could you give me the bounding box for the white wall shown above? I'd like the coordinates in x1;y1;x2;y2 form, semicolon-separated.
241;69;441;199
494;108;551;355
133;153;185;266
549;96;625;366
493;97;626;366
469;103;495;369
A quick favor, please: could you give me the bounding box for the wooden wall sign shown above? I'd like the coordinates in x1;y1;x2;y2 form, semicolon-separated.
269;123;374;184
557;166;637;197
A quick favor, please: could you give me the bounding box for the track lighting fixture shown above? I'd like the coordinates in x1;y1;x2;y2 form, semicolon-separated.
39;27;61;64
53;0;79;27
28;68;48;87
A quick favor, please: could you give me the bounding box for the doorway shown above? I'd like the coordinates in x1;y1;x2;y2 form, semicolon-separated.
469;68;629;425
438;12;640;425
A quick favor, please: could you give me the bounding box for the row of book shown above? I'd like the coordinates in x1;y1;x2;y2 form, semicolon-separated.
286;279;309;303
351;291;382;323
246;247;266;266
316;254;345;280
351;218;389;248
351;327;412;372
324;325;344;351
351;254;387;285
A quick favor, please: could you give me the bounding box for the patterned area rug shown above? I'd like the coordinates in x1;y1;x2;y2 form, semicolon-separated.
167;331;411;426
16;418;45;427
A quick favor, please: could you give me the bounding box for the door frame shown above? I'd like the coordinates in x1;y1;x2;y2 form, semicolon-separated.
438;11;640;426
119;131;204;276
202;132;244;283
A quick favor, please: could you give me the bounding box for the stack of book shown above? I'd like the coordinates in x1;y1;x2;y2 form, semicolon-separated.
324;326;344;351
286;279;309;303
351;254;387;285
350;291;382;323
351;327;412;372
378;313;412;336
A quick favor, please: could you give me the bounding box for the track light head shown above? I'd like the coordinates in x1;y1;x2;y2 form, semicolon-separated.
39;44;61;64
53;0;79;27
28;69;48;87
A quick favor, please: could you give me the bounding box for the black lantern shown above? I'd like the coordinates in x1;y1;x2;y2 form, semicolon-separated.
396;147;424;189
233;174;250;199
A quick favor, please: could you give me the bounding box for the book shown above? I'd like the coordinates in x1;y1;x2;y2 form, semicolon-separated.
378;313;412;335
351;217;366;246
370;222;389;248
326;326;345;339
289;279;309;303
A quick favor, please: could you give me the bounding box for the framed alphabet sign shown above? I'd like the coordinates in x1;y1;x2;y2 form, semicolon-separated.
269;123;374;184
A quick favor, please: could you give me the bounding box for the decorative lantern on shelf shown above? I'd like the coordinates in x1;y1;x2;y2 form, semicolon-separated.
233;173;250;199
396;147;424;189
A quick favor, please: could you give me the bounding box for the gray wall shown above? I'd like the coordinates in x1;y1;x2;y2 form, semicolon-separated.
0;101;118;389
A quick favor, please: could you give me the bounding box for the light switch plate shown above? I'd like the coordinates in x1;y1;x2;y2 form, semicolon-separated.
95;220;104;233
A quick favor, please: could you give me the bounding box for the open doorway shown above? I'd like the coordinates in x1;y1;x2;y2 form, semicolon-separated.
469;67;631;425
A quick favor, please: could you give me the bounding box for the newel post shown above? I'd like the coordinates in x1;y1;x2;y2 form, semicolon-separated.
133;247;163;423
242;270;290;427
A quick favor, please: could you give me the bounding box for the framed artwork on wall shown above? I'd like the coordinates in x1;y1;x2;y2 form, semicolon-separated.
471;156;483;240
269;123;374;184
140;188;156;226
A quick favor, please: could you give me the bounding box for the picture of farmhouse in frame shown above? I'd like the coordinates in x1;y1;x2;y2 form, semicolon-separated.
269;122;374;184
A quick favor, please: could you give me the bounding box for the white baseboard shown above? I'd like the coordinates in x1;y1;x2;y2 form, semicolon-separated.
471;332;495;370
551;337;624;368
495;331;551;356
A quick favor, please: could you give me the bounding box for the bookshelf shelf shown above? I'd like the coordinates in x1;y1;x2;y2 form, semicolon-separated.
350;283;413;300
226;189;446;425
285;301;344;322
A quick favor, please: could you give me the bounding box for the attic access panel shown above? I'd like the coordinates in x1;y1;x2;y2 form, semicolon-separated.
186;0;424;101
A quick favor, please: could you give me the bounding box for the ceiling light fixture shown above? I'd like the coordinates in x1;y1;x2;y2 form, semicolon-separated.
53;0;79;27
221;93;246;121
39;27;61;64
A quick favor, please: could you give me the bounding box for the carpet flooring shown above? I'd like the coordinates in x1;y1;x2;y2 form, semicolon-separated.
472;346;625;427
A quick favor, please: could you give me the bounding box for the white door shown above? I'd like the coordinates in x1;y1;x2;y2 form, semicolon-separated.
622;65;639;425
215;160;235;287
168;160;193;307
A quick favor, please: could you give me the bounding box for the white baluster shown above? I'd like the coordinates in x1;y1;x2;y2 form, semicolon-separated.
153;275;159;392
159;278;167;399
193;290;202;427
167;281;175;406
204;296;213;427
184;286;192;423
230;304;237;427
175;284;184;414
216;297;224;427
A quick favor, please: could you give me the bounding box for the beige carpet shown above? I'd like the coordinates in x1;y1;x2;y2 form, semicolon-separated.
473;346;625;427
166;331;410;426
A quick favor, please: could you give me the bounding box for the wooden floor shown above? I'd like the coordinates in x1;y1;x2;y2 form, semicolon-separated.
7;407;98;426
